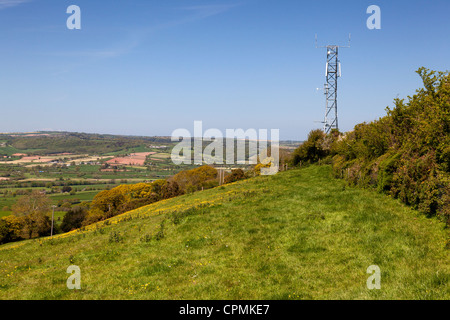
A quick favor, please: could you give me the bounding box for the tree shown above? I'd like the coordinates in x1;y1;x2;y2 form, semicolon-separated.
0;215;23;244
171;165;218;192
12;190;52;239
161;181;183;199
290;129;328;166
60;206;88;232
62;185;72;193
224;169;245;184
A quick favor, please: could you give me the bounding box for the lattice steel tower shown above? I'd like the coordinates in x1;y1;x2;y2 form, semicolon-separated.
316;34;350;134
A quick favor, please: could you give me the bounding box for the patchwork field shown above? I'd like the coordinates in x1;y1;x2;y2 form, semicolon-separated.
0;136;187;220
107;152;156;166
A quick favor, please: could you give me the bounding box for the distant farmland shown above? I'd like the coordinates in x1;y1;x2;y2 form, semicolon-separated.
106;152;156;166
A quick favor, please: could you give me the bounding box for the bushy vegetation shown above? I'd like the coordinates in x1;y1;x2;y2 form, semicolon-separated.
0;164;251;244
0;191;53;244
0;215;23;244
290;129;337;166
81;165;247;226
292;68;450;224
224;169;245;184
170;165;219;193
83;179;183;225
60;206;88;233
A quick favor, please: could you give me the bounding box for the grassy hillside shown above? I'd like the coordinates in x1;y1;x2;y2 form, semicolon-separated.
0;166;448;300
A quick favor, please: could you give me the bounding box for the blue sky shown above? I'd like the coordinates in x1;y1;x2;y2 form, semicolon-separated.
0;0;448;140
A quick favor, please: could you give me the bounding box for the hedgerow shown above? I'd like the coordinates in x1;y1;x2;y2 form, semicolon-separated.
293;68;450;224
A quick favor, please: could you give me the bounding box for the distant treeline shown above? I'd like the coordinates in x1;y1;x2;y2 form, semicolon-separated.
0;132;172;155
291;68;450;225
0;179;124;190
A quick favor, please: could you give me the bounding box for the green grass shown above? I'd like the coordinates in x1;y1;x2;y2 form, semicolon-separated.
0;191;99;218
0;197;16;210
0;145;43;156
103;146;153;156
1;209;65;224
0;211;11;218
0;165;448;300
49;191;99;203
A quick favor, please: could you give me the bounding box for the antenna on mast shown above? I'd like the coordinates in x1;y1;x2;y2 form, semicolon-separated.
315;33;351;134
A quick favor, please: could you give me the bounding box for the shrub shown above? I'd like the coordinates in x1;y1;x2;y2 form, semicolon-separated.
154;220;165;241
12;190;52;239
171;165;218;192
161;181;183;199
290;129;328;166
376;152;401;193
108;231;123;243
62;186;72;193
328;68;450;224
60;206;88;233
0;216;23;244
224;169;246;184
82;208;104;226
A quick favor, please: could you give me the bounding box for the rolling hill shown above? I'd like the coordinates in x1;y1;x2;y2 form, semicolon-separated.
0;165;448;299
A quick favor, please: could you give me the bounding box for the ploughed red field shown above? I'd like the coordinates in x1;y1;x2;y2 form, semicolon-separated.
106;152;156;166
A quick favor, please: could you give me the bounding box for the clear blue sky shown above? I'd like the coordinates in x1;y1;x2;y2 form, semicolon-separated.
0;0;448;140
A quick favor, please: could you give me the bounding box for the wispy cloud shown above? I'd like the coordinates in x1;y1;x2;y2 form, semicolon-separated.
49;31;142;61
53;3;241;60
0;0;30;10
178;3;242;19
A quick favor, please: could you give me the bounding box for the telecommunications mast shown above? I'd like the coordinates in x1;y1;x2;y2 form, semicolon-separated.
315;34;350;134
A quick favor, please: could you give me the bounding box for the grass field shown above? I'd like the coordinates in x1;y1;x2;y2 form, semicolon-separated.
0;165;448;299
0;191;100;218
49;191;100;203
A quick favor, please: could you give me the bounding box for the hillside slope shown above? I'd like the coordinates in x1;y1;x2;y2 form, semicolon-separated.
0;166;448;299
